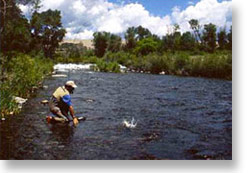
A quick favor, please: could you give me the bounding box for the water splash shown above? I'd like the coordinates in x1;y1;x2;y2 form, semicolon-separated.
122;117;137;128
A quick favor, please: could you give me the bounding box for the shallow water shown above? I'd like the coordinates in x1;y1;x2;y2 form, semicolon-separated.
0;71;232;160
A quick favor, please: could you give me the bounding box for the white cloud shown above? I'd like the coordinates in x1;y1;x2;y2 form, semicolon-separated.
65;29;94;39
19;4;30;15
171;0;232;32
19;0;232;39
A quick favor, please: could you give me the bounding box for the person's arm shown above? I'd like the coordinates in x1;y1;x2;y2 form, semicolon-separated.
69;106;78;125
62;95;78;125
69;105;75;118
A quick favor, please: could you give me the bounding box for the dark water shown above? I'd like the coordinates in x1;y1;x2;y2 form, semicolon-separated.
0;71;232;160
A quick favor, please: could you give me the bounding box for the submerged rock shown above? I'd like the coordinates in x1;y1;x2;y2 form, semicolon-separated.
14;97;27;104
43;85;48;89
13;96;27;109
119;64;127;73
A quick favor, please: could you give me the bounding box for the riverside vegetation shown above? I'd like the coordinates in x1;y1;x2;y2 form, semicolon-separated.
56;23;232;79
0;0;232;118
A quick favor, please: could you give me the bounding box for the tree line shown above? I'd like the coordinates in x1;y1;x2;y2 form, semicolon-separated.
92;21;232;58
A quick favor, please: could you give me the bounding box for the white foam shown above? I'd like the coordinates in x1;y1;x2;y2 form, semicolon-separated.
53;63;95;72
54;63;128;73
122;117;137;128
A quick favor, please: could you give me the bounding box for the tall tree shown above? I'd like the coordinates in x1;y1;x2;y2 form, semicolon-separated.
125;27;137;51
135;25;152;41
189;19;202;43
162;24;181;52
162;34;174;52
107;34;122;53
217;28;227;50
93;31;110;57
30;9;66;58
30;0;42;13
0;0;31;53
202;23;217;53
180;31;196;51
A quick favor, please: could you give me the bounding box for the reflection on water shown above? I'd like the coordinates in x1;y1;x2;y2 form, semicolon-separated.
0;71;232;159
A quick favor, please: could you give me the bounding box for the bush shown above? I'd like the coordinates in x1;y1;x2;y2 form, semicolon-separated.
0;81;19;116
7;54;53;97
144;53;167;74
0;54;53;117
95;59;120;73
173;52;190;71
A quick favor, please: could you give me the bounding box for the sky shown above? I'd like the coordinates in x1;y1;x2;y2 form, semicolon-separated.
19;0;232;40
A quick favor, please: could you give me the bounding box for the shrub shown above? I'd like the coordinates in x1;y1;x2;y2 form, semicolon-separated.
95;59;120;73
0;54;53;117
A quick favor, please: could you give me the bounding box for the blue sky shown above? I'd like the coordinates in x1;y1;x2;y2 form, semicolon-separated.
108;0;200;16
109;0;230;17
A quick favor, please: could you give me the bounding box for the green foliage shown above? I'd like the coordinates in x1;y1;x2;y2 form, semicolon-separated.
202;23;217;53
93;32;110;57
0;0;31;54
217;28;227;50
30;10;66;58
189;19;202;43
135;25;152;41
95;59;120;73
8;54;53;97
1;53;53;116
93;32;122;57
180;32;196;51
125;27;137;51
107;34;122;52
173;52;190;71
0;81;19;116
145;53;168;74
134;37;159;56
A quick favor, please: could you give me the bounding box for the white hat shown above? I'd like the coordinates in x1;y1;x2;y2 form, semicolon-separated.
65;81;77;88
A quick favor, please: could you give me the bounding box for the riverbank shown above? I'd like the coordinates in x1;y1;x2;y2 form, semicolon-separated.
55;50;232;80
0;54;53;120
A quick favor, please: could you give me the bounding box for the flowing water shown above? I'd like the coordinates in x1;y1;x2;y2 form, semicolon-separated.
0;70;232;160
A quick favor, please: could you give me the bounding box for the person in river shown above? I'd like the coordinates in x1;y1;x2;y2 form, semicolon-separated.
46;81;79;126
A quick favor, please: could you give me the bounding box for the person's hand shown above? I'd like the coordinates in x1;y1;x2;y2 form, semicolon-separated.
73;117;79;126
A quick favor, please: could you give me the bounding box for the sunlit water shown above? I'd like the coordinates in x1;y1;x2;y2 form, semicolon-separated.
0;71;232;159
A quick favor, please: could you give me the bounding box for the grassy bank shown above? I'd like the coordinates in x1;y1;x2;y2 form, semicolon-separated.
0;54;53;118
55;50;232;79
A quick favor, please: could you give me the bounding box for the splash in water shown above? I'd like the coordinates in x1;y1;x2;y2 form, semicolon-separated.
122;117;137;128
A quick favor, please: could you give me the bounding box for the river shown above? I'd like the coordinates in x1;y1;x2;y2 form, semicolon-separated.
0;68;232;160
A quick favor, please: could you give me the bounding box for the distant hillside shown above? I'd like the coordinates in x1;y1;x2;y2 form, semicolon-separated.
61;39;126;49
61;39;94;49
